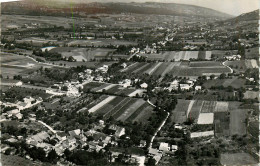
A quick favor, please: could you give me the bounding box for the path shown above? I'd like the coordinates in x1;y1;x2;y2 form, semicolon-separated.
222;60;233;73
37;120;57;134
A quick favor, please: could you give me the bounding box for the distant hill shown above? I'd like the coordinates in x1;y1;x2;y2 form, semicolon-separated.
228;10;259;22
1;0;232;19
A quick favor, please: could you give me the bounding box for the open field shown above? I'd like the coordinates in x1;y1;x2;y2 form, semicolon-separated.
243;91;258;99
220;153;258;166
51;47;116;61
1;53;41;77
214;112;230;137
229;109;247;135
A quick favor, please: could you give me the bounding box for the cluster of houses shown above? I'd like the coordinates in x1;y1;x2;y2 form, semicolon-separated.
224;54;241;61
166;79;201;91
24;120;126;158
1;96;43;121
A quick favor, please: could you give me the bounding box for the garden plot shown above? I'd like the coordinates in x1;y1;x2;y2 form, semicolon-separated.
214;102;229;112
200;101;216;113
229;109;247;135
197;113;214;124
131;104;154;124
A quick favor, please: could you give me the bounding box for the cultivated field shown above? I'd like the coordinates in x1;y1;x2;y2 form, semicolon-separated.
88;96;154;123
142;51;212;61
200;101;216;113
122;62;229;78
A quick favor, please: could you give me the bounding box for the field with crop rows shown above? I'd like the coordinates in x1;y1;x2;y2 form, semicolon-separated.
88;96;154;124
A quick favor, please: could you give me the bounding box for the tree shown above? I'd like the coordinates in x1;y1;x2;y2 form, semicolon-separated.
219;73;226;79
61;86;68;91
47;149;59;163
147;158;156;165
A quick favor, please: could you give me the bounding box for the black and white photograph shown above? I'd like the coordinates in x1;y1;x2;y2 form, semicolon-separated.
0;0;259;165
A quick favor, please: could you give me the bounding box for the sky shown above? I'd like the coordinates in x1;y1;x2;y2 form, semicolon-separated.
1;0;259;16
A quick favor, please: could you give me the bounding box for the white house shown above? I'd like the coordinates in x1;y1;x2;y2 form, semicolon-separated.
140;83;148;89
159;142;170;152
180;84;191;90
195;86;202;91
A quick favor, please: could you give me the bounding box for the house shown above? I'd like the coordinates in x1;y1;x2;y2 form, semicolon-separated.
119;79;131;88
159;142;170;152
148;148;162;164
195;86;202;91
171;145;178;152
56;132;67;141
27;131;50;146
139;140;146;147
140;83;148;89
15;113;23;120
109;125;126;137
180;84;191;90
69;129;81;139
121;63;127;69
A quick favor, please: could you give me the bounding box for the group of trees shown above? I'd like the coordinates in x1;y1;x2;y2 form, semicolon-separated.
33;49;63;61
